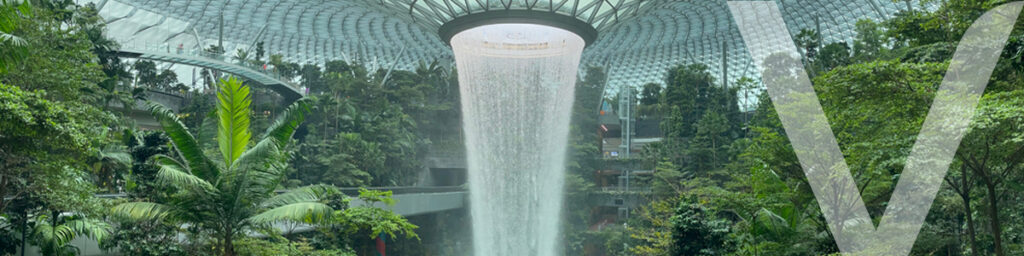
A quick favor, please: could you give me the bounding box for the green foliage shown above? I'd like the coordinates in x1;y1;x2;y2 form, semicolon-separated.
646;64;742;186
730;60;949;255
816;42;852;71
250;185;341;225
884;10;950;47
123;130;173;198
1;2;107;103
311;189;419;252
290;60;457;187
0;2;132;252
0;0;31;74
794;29;821;61
103;215;186;256
660;64;736;139
89;143;132;192
235;237;354;256
0;82;112;225
852;19;889;62
216;76;252;167
669;198;731;256
561;67;606;255
268;54;301;80
639;82;662;106
110;77;330;256
335;188;417;238
133;61;158;87
30;214;111;256
627;199;676;255
563;173;596;254
948;90;1024;255
626;2;1024;254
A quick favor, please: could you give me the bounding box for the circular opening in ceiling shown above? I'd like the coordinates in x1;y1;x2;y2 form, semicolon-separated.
449;23;586;58
438;10;598;47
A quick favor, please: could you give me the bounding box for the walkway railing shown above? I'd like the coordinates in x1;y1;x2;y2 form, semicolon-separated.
116;40;306;97
599;186;652;193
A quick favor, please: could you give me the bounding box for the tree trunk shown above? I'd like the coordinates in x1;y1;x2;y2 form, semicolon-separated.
960;165;979;256
20;213;26;256
0;175;7;213
223;230;236;256
961;193;979;256
985;183;1003;256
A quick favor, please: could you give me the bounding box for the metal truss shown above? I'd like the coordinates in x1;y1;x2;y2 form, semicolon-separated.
90;0;930;98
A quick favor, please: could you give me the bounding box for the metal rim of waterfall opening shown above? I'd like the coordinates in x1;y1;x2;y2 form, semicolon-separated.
437;10;599;47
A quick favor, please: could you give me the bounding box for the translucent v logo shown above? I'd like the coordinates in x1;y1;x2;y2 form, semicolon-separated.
729;2;1022;255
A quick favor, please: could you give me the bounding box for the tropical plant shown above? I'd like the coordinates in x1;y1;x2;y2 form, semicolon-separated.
110;76;339;256
234;49;249;64
311;188;418;252
89;144;132;193
290;62;430;187
30;214;110;256
1;0;107;103
336;189;418;240
0;0;30;74
235;236;354;256
668;197;731;256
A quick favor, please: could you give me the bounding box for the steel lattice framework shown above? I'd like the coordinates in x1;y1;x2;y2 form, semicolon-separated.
377;0;649;31
88;0;925;94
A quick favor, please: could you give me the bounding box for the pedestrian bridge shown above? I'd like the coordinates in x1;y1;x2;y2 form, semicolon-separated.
113;46;305;101
337;186;467;216
92;186;468;217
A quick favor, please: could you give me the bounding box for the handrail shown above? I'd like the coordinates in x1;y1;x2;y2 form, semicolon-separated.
115;40;306;96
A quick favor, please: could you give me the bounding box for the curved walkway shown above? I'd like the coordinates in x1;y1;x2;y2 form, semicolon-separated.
114;47;306;101
93;186;467;216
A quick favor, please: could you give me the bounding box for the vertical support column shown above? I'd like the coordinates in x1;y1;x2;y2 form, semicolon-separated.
218;13;224;51
721;41;728;88
815;16;822;43
618;87;633;158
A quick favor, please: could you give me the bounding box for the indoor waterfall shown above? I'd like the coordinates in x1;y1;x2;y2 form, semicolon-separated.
450;23;586;256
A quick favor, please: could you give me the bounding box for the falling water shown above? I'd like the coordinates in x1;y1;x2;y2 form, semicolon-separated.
451;24;585;256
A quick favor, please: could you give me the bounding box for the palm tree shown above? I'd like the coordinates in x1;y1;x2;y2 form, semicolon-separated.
233;49;249;64
90;144;132;193
111;76;339;256
31;214;110;256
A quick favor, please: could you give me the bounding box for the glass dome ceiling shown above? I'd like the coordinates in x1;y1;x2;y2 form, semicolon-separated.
86;0;924;94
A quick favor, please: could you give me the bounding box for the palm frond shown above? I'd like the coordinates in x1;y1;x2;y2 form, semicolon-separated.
63;218;112;243
216;76;251;167
262;184;341;208
32;215;111;249
249;202;334;225
262;97;312;148
110;202;176;222
33;219;76;255
224;139;283;201
0;32;27;46
153;154;217;194
148;101;219;180
196;109;219;150
99;146;132;166
31;217;55;241
227;138;281;179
